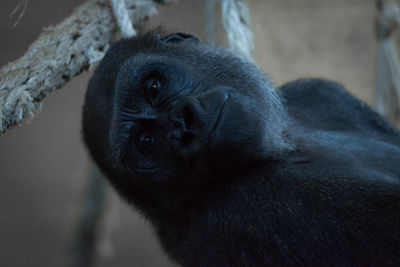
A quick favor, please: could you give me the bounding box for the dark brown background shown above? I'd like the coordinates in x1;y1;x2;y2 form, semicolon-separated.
0;0;375;266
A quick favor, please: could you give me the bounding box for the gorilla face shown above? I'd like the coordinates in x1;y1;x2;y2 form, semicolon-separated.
83;32;289;188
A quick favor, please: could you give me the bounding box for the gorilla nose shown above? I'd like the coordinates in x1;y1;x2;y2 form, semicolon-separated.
168;88;231;158
168;96;204;154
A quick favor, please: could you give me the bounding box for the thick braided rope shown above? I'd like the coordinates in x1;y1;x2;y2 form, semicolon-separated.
221;0;254;62
110;0;136;37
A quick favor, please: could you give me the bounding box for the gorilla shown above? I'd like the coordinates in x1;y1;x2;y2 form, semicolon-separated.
82;31;400;266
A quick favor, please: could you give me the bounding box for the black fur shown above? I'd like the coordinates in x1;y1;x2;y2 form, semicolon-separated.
82;32;400;266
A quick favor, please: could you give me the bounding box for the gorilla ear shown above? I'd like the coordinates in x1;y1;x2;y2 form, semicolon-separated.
161;32;200;43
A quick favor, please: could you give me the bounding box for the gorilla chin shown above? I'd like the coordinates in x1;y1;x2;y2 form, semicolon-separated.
82;31;400;266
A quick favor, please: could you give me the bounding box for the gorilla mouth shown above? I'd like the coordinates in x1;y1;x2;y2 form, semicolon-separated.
209;93;231;141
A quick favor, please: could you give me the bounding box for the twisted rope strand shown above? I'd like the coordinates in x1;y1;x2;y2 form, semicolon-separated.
110;0;136;38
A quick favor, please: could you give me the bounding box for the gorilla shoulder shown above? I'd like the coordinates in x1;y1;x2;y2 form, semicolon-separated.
280;78;400;145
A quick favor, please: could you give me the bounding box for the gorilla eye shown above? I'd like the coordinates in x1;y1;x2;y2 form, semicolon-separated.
138;133;154;154
145;78;161;101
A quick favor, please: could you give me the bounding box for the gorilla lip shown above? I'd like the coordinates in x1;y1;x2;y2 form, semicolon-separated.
209;93;231;141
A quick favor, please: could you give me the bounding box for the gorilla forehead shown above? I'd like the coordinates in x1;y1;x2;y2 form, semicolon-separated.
105;32;272;97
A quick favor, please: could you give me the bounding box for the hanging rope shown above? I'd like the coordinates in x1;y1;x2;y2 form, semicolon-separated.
110;0;136;37
375;0;400;125
221;0;254;62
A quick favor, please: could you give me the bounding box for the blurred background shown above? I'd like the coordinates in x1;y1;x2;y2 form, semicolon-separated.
0;0;378;266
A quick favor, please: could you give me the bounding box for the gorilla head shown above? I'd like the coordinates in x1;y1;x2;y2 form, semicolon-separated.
83;32;291;203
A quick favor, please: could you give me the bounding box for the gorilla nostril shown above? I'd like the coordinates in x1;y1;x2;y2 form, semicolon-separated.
181;131;195;147
183;105;195;130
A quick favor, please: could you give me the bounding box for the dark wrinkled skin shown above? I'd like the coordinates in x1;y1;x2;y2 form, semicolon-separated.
82;32;400;266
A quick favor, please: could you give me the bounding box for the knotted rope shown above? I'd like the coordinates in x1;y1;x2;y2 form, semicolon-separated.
0;0;160;135
375;0;400;125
